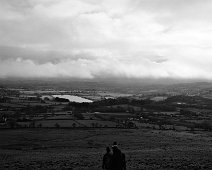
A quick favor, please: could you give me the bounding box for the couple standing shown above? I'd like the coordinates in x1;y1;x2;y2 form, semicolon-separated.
102;142;126;170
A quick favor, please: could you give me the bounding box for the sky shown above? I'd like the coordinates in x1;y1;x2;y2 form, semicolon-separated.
1;0;212;80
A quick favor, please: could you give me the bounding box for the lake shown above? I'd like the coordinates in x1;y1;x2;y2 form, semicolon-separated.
52;95;93;103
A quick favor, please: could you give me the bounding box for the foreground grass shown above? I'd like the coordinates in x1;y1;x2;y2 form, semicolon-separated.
0;128;212;170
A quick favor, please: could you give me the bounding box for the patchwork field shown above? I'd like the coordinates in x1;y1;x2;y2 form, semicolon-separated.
0;129;212;170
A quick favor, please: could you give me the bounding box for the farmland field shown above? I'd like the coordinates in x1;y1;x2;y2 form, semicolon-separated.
18;120;79;128
76;120;117;127
0;129;211;170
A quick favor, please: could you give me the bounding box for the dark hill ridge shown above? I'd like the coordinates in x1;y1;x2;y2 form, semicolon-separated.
1;78;212;96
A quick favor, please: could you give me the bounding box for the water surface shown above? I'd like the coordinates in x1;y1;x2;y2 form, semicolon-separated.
52;95;93;103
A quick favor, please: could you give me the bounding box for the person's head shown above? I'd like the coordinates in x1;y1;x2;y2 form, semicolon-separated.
106;146;110;153
112;141;118;148
112;141;119;153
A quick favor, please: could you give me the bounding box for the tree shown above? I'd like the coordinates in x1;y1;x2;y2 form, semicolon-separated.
73;113;84;120
7;119;16;128
55;123;60;128
37;123;42;128
29;121;35;128
72;123;76;128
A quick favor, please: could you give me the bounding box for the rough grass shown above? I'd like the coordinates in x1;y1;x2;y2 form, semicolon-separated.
0;129;211;170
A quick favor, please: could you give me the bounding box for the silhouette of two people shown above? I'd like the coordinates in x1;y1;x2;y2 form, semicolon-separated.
102;142;126;170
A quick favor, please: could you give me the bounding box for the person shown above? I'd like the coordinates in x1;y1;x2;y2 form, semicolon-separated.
102;147;113;170
111;142;126;170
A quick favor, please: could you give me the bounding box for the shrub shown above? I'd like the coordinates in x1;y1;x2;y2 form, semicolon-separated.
54;123;60;128
73;113;84;120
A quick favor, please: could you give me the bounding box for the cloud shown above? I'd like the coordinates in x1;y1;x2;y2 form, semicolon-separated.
0;0;212;79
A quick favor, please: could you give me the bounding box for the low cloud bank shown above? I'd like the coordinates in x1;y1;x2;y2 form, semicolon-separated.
1;0;212;79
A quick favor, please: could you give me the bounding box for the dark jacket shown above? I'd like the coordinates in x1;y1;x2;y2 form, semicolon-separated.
102;152;113;170
111;147;126;170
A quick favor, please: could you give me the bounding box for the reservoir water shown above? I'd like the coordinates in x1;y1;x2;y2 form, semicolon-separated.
52;95;93;103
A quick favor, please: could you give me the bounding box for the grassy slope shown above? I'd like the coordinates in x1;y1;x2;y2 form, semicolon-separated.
0;129;212;170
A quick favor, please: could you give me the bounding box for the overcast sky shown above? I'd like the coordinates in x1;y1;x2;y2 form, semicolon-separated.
1;0;212;80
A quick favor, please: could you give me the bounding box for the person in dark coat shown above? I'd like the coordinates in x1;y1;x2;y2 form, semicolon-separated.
111;142;126;170
102;147;113;170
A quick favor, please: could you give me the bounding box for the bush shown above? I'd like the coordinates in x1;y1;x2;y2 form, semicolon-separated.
54;123;60;128
73;112;84;120
37;123;42;128
72;123;76;128
7;119;17;128
29;121;36;128
195;121;212;131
